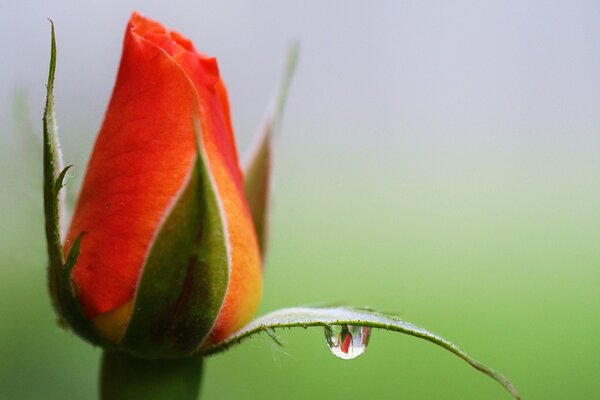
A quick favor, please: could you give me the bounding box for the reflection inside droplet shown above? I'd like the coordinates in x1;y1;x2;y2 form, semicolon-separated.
324;324;371;360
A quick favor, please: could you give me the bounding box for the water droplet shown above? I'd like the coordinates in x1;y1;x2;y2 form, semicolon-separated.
324;324;371;360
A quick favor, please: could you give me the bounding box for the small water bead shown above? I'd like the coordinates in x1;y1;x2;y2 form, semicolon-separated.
324;324;371;360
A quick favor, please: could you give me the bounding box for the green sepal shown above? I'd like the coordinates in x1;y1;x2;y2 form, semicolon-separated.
43;22;107;347
201;306;520;400
43;20;64;273
120;118;229;359
243;43;298;256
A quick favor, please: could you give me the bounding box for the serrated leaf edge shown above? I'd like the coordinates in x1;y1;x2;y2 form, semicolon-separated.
201;306;520;399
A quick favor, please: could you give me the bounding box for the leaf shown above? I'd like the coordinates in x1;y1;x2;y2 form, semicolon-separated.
243;43;299;256
201;306;520;399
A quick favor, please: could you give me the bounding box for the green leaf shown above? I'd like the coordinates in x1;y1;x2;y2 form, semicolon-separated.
243;43;298;256
43;22;106;347
201;306;520;399
121;118;230;358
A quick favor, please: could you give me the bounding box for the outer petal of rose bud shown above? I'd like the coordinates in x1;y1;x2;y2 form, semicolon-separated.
63;13;262;354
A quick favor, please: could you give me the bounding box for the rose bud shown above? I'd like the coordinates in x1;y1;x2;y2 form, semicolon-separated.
42;14;521;400
58;12;262;358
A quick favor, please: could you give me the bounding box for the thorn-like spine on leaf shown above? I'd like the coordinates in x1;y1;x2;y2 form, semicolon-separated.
54;164;73;194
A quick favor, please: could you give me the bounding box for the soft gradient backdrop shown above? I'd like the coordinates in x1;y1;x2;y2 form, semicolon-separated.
1;1;599;399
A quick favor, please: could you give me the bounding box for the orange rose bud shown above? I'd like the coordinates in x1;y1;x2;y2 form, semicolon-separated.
61;12;262;357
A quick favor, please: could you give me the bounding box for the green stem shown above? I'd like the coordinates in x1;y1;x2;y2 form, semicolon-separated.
100;351;204;400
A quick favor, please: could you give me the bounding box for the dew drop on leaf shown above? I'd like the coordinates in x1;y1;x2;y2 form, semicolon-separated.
324;324;371;360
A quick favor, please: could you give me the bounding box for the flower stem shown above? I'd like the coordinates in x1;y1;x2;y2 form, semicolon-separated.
100;351;204;400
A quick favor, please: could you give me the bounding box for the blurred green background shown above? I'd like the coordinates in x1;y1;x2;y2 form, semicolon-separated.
1;1;599;399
